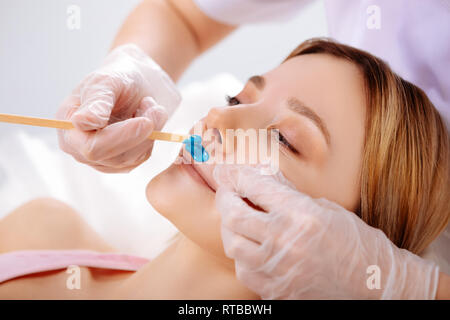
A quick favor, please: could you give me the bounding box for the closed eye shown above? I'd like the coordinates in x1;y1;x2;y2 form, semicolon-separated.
276;131;299;155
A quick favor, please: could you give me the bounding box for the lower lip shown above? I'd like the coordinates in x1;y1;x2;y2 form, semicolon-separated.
179;162;215;192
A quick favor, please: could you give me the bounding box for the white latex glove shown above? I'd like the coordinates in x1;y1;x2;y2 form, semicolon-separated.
213;164;440;299
56;43;181;173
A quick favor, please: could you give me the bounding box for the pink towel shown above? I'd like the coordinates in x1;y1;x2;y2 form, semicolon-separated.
0;250;149;283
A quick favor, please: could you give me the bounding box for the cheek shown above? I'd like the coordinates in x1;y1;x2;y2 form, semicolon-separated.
315;165;361;212
278;156;361;212
146;164;228;260
279;158;322;198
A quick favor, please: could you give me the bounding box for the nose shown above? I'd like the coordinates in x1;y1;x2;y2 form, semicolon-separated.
205;105;262;133
205;106;233;132
204;105;264;160
205;106;242;156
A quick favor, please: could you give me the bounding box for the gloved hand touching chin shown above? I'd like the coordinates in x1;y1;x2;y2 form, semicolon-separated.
213;164;440;299
56;43;181;173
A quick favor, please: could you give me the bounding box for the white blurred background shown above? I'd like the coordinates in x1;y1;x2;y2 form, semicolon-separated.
0;0;327;134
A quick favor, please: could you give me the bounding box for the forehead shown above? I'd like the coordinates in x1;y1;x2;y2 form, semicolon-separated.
262;53;366;134
264;53;364;99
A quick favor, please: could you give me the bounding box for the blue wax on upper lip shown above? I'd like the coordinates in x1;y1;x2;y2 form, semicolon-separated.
182;135;209;162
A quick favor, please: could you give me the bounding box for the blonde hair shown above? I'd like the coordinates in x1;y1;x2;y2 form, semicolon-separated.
286;38;450;254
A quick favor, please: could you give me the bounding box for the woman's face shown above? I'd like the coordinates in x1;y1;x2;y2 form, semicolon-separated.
146;54;366;262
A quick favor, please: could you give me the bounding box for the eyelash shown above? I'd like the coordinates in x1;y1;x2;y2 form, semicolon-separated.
225;94;299;155
225;95;241;106
276;133;299;154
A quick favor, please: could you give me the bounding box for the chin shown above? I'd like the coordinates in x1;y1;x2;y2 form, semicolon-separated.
146;160;226;260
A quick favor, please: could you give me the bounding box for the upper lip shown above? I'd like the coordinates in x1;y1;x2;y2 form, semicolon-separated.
180;120;219;192
181;149;216;192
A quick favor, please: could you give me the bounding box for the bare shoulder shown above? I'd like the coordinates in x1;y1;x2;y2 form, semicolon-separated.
0;198;116;253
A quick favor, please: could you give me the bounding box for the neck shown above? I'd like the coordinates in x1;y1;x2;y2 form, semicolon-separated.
116;235;258;299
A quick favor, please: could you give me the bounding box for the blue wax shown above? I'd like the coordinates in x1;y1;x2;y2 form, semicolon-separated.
182;135;209;162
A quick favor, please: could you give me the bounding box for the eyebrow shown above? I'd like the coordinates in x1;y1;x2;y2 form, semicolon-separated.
247;75;330;145
287;97;331;145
